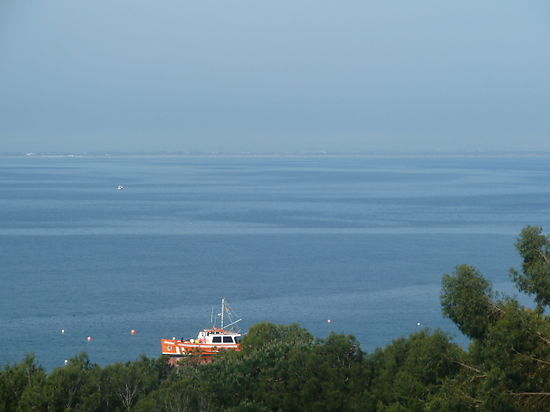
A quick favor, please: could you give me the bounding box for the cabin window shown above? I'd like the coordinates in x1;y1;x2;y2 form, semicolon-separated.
223;336;234;343
212;336;222;343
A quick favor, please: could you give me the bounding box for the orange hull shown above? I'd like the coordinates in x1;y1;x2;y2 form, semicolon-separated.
161;338;240;357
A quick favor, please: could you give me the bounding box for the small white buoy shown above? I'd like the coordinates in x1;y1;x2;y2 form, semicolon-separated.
416;322;421;326
61;329;65;335
86;336;93;342
64;360;68;366
131;329;137;335
327;319;333;324
117;185;124;190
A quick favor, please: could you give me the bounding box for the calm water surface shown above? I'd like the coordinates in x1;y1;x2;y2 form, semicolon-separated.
1;155;549;370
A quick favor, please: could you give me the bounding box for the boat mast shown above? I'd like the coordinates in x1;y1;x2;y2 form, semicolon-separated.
221;298;225;329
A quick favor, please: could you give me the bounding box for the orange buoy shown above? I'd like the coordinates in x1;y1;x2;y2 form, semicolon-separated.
131;329;137;335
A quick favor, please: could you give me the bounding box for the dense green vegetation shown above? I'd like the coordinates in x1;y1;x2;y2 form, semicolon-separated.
2;226;549;411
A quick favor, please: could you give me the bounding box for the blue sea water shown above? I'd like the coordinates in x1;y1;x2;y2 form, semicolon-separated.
1;155;549;371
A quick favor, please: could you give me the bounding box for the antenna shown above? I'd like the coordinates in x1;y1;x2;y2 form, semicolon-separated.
221;298;225;329
210;306;214;327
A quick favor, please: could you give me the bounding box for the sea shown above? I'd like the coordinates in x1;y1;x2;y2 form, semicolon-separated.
1;154;549;371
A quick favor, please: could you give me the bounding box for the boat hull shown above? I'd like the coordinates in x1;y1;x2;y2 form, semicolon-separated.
161;338;240;357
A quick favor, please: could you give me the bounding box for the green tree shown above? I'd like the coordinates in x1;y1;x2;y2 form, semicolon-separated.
0;354;46;412
97;355;169;412
240;322;314;352
368;330;462;412
135;368;210;412
511;225;550;311
441;264;498;339
469;300;550;412
44;352;96;411
438;228;550;411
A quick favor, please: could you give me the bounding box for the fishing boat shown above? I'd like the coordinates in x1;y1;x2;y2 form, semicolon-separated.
161;298;243;363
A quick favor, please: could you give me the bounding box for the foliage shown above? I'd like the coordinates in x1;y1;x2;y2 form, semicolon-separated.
441;264;497;339
0;354;46;412
511;225;550;311
2;226;550;411
438;226;550;411
0;328;459;412
239;321;314;351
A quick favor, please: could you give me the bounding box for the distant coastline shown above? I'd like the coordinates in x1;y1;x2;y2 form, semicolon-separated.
2;151;550;159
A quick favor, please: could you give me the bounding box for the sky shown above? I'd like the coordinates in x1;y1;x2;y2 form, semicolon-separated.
1;0;549;154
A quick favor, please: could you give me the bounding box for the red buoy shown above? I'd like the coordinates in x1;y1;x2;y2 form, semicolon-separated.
86;336;93;342
131;329;137;335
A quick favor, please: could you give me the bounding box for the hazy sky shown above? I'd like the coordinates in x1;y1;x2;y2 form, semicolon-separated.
1;1;549;153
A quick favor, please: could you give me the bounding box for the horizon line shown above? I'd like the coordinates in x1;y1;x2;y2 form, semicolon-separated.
3;150;550;158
